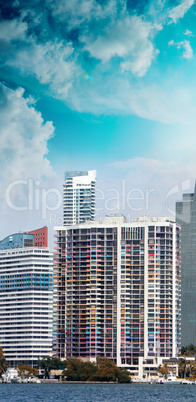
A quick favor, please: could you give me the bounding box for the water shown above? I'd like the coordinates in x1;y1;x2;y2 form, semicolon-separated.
1;383;196;402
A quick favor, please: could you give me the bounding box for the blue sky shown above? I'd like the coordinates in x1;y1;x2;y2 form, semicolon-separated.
1;0;196;246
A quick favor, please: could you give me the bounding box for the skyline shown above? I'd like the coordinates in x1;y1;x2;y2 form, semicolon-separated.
1;0;196;246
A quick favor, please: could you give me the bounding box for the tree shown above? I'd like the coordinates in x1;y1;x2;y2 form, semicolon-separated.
63;358;97;381
180;344;196;357
62;357;131;383
63;358;84;381
178;357;196;379
115;368;131;383
157;363;170;379
79;361;98;381
189;361;196;380
95;357;117;382
90;357;131;383
179;345;196;379
181;346;187;356
37;357;64;379
18;363;38;378
0;346;8;376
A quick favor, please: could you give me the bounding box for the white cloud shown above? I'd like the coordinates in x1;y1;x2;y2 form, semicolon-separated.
180;41;193;59
0;19;28;41
0;10;159;101
0;84;60;243
169;39;193;59
13;40;78;97
46;0;161;78
0;84;55;184
1;19;80;98
81;14;159;77
68;72;196;126
121;45;159;78
169;0;195;23
1;3;195;125
168;39;174;46
47;0;119;29
47;0;95;25
184;29;193;36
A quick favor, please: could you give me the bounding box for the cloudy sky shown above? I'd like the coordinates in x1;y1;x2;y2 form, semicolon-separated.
1;0;196;246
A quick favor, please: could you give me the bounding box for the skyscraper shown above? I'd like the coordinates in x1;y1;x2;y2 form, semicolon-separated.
54;216;181;377
63;170;96;225
176;187;196;346
0;232;53;367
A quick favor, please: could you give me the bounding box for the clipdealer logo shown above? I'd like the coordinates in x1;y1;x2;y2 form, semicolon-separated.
6;177;191;223
5;179;62;219
166;179;192;223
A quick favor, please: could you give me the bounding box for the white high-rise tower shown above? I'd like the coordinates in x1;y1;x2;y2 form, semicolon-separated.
63;170;96;226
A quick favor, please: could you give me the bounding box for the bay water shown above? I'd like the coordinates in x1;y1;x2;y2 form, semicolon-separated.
1;383;196;401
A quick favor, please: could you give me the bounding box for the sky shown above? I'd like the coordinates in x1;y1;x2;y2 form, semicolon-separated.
1;0;196;247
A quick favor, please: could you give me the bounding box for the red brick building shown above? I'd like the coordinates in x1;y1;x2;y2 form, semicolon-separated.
28;226;48;247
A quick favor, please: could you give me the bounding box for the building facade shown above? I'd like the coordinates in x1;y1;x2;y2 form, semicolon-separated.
28;226;48;247
176;187;196;346
54;216;181;377
0;233;34;250
0;233;53;367
63;170;96;226
0;227;48;250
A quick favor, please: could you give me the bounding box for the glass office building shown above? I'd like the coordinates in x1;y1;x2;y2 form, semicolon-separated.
176;188;196;346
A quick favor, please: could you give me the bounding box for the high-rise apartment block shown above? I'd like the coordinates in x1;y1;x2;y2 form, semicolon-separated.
0;231;53;367
63;170;96;225
54;216;181;377
176;187;196;346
